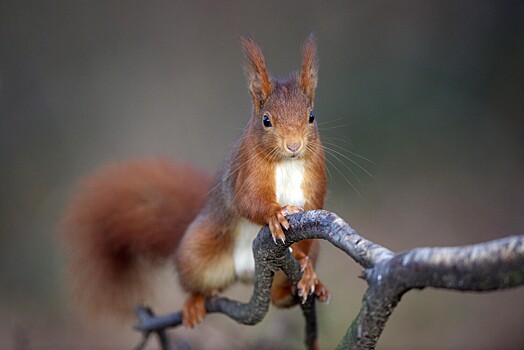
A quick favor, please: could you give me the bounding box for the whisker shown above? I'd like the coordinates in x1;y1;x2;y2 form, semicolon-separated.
227;145;279;211
320;134;355;149
205;144;267;196
323;140;375;164
319;124;351;131
265;146;279;163
311;140;365;186
321;144;375;179
322;146;363;187
219;131;250;153
323;152;362;197
307;144;334;183
316;118;345;126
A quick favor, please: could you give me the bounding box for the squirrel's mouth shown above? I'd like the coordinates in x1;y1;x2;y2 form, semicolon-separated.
275;151;303;160
276;144;306;160
285;150;305;160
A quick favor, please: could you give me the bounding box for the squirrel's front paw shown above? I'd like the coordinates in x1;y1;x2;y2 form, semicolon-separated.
268;205;304;243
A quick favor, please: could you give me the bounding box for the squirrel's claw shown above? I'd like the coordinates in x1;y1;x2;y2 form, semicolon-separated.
297;256;317;303
314;280;331;304
281;205;304;216
296;255;331;304
269;216;286;243
268;205;304;244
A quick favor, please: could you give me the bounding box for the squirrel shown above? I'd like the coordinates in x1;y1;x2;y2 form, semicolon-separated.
60;34;330;329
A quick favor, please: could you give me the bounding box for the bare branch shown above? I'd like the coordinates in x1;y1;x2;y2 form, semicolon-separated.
133;210;524;350
135;218;318;349
340;234;524;349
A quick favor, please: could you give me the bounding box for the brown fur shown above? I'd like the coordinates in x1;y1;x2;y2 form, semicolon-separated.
59;159;211;320
240;36;273;108
175;35;328;324
60;35;329;328
300;33;319;103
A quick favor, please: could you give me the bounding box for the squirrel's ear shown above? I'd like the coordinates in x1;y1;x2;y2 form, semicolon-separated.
240;36;273;109
300;33;318;104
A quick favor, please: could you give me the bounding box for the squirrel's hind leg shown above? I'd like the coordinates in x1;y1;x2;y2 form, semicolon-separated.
271;239;330;307
181;293;207;328
175;217;235;328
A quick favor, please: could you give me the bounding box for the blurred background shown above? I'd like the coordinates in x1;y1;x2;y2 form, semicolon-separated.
1;1;523;349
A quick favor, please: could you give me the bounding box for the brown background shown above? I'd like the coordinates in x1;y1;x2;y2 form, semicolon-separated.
1;1;523;349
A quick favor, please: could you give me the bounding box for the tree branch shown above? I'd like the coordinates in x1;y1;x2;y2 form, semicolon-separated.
339;233;524;349
133;210;524;350
134;214;317;349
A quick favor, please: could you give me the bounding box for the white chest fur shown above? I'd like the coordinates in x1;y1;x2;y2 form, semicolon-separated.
232;159;306;283
233;218;262;282
275;159;306;207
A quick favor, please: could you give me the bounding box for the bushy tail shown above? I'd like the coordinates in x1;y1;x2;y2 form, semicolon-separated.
59;158;211;321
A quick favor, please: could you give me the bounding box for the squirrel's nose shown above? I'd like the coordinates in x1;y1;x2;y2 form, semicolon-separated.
286;140;302;153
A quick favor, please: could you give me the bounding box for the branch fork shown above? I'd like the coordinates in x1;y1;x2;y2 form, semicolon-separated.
133;210;524;350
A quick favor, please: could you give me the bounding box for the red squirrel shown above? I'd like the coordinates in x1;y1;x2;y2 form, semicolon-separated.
60;34;330;329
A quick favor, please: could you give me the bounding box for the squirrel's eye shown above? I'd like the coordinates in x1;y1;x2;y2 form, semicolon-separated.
309;110;315;124
263;114;272;128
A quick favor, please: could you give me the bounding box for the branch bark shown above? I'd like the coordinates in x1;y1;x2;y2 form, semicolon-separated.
133;210;524;350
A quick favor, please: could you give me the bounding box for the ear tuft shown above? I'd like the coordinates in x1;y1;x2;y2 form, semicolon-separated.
300;33;319;103
239;36;273;109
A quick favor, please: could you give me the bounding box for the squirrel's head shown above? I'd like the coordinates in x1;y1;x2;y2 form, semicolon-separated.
240;34;320;160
